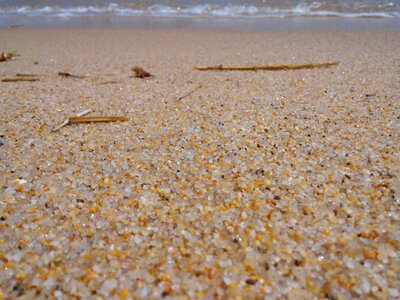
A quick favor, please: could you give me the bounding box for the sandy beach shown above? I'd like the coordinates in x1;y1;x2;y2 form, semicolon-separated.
0;27;399;299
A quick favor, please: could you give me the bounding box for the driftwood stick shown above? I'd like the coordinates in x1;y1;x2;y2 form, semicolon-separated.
194;62;339;71
178;85;202;100
52;109;92;132
68;116;128;123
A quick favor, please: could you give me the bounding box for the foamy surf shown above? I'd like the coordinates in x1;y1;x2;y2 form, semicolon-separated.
0;2;399;19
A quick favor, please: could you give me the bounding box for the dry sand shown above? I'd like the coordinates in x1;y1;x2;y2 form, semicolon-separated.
0;28;399;299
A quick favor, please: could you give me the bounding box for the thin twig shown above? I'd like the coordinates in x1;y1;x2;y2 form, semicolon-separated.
58;72;85;79
68;116;128;123
53;109;92;132
2;78;39;82
177;85;202;100
194;62;339;71
16;73;41;77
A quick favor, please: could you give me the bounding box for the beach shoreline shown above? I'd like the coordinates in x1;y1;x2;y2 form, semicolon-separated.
0;27;399;299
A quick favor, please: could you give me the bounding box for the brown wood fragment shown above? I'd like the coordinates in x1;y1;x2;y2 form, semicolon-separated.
68;116;128;123
2;77;39;82
194;62;339;71
58;72;85;79
132;66;153;78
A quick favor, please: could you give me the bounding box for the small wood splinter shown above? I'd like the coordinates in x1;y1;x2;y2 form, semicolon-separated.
58;72;85;79
178;85;202;100
194;61;339;71
68;116;128;123
53;109;92;132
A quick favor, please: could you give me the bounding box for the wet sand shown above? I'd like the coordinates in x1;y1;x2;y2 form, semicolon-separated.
0;28;399;299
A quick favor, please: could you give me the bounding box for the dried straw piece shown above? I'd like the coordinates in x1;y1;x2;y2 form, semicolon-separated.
194;61;339;71
132;67;153;78
178;85;202;100
100;80;123;85
68;116;128;123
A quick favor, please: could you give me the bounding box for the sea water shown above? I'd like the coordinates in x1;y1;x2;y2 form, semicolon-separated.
0;1;399;29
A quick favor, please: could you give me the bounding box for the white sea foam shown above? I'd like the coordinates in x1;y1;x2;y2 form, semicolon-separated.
0;2;399;18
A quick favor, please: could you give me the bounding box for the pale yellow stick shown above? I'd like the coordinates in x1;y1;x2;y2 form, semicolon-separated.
194;61;339;71
68;116;128;123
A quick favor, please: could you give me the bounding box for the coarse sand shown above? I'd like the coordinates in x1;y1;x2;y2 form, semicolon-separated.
0;28;399;299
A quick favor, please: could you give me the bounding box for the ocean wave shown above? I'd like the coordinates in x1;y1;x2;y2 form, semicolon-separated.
0;3;399;18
